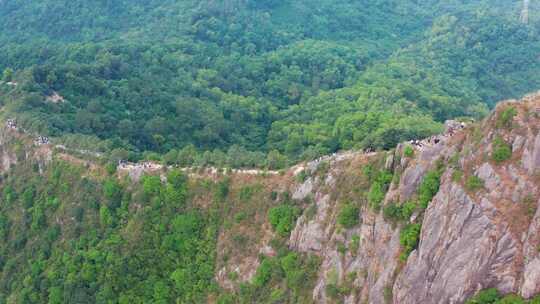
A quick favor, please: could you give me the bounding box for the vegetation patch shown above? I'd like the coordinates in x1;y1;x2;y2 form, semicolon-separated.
324;269;357;301
452;169;463;182
349;235;361;255
383;201;416;222
403;145;415;158
466;175;484;192
268;204;301;237
337;203;360;228
496;106;517;129
295;169;308;183
0;162;217;303
417;167;444;209
399;223;422;261
368;170;393;210
492;137;512;164
465;288;540;304
219;250;320;303
383;166;443;261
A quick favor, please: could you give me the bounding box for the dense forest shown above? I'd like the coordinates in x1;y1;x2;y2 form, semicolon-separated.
0;148;218;303
0;0;539;168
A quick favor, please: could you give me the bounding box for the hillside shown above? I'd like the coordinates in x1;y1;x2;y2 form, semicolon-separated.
0;92;538;303
1;1;540;303
0;0;539;165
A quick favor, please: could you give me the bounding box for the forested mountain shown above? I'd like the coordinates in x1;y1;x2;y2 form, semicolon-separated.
0;0;538;167
0;87;538;304
0;1;540;304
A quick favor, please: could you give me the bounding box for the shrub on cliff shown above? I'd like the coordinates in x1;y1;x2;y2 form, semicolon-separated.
268;204;301;237
496;106;517;129
337;203;360;228
399;223;421;260
465;288;540;304
492;137;512;164
466;176;484;192
368;170;393;210
465;288;500;304
418;168;443;209
383;201;416;222
404;145;415;158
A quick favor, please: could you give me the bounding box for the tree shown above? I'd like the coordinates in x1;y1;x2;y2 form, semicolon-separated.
177;145;197;167
400;223;421;260
142;175;162;199
337;203;360;228
266;150;288;170
47;286;63;304
268;204;301;237
2;68;13;82
103;178;123;209
163;149;178;165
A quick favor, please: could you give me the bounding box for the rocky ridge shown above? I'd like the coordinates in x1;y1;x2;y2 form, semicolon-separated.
287;93;540;303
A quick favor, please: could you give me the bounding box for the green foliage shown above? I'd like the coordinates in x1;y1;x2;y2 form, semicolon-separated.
399;223;422;261
295;170;308;183
337;203;360;228
336;241;347;255
142;175;162;198
0;1;537;164
234;212;247;223
239;185;255;202
315;161;330;177
268;204;301;237
418;168;443;209
466;288;501;304
349;235;361;254
266;150;288;170
383;201;417;222
215;178;230;202
164;170;188;207
466;176;485;192
103;178;122;208
492;137;512;164
280;252;304;291
368;170;393;210
231;250;320;303
253;258;279;287
404;145;415;158
22;187;35;209
465;288;539;304
2;68;13;82
496;295;526;304
452;169;463;182
0;160;218;304
3;185;17;204
325;283;342;300
1;1;540;302
99;205;113;227
497;107;517;129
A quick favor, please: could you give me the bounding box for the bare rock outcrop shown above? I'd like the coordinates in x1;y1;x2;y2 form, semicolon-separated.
394;173;518;304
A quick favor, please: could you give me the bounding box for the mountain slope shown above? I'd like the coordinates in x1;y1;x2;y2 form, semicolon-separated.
0;1;538;164
0;92;538;303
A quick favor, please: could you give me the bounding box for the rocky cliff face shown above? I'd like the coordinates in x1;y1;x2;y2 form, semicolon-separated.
285;93;540;303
